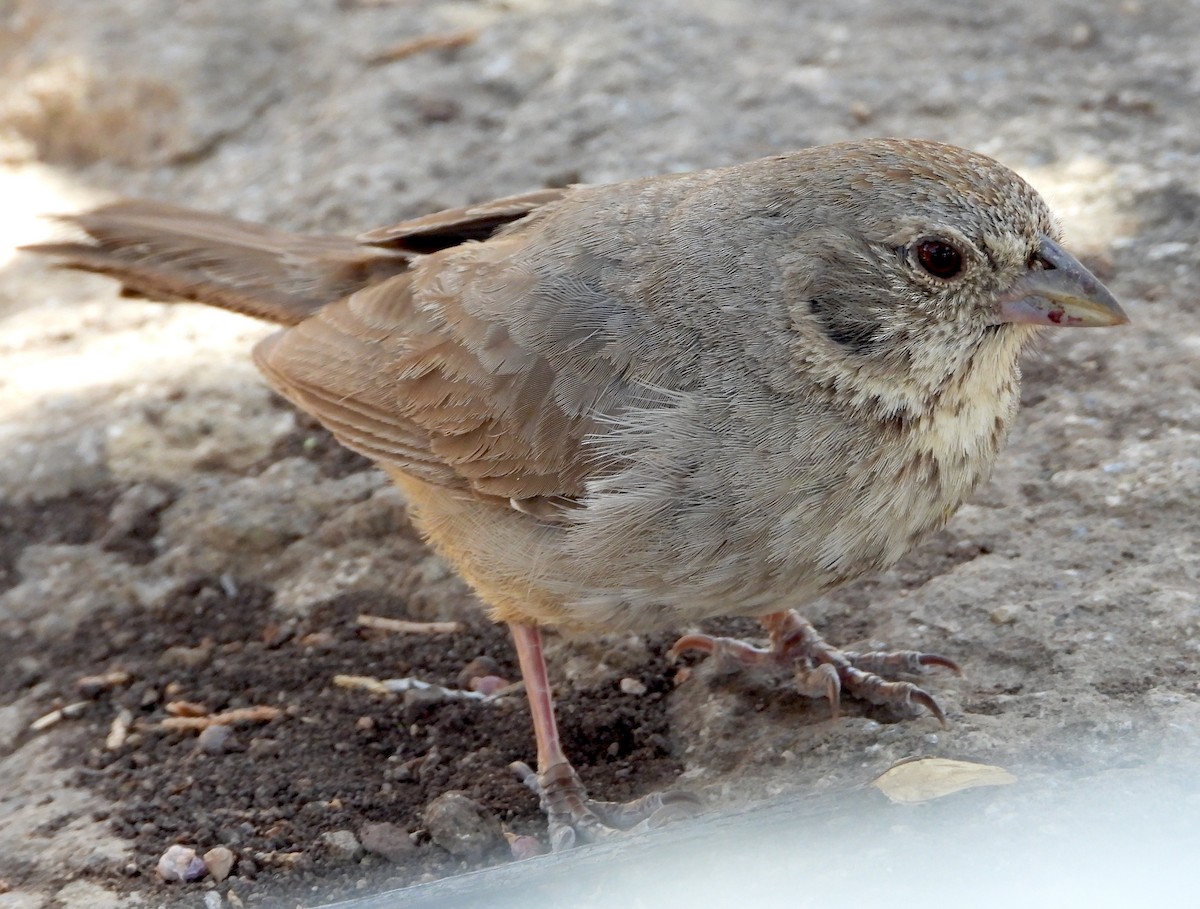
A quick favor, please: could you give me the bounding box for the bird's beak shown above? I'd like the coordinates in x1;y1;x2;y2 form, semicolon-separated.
996;236;1129;327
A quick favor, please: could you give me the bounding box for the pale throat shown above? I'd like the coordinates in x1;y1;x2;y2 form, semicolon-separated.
909;322;1036;463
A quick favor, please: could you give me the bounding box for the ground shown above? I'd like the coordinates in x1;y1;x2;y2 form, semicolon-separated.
1;0;1198;906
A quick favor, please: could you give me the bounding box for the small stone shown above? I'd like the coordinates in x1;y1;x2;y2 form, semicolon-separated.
248;737;280;758
202;846;236;882
423;791;504;860
456;655;502;691
848;100;873;124
156;844;207;882
197;724;233;754
314;830;364;863
469;675;509;695
359;822;414;863
619;677;647;696
203;891;224;909
989;605;1019;625
159;645;213;669
506;833;545;860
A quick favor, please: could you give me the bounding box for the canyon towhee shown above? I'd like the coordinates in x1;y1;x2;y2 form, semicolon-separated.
27;138;1127;849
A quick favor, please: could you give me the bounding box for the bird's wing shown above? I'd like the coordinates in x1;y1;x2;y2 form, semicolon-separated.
358;189;571;253
253;233;634;515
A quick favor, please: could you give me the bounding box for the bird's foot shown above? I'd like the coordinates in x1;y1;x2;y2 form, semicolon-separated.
670;610;960;726
510;760;701;851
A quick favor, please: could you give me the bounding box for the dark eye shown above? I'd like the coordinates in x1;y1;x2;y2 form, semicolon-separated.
916;239;963;279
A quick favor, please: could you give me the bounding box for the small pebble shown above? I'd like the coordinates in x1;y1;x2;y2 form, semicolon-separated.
989;605;1019;625
314;830;364;863
506;833;545;861
619;677;647;696
159;645;213;669
203;845;236;882
423;791;504;860
298;630;336;649
156;844;207;882
248;737;280;758
105;708;133;751
203;891;224;909
848;100;873;124
457;655;503;691
197;724;233;755
469;675;509;695
359;822;414;863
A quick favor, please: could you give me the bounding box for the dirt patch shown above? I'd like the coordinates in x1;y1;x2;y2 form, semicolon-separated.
3;497;684;904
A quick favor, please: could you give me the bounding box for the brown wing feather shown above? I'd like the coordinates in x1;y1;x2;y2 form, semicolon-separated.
29;188;607;512
357;189;570;253
253;245;599;511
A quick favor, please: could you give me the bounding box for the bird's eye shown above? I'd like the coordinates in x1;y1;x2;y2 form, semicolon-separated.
916;239;964;280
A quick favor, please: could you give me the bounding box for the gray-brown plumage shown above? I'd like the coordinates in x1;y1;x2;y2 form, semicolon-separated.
26;138;1126;849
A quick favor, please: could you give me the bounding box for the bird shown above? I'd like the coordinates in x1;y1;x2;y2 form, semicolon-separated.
25;137;1127;850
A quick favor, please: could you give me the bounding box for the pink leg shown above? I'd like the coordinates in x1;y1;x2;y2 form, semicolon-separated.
508;622;698;850
671;610;960;726
510;622;569;771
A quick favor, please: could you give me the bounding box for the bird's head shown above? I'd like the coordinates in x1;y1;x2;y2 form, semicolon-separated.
778;138;1126;410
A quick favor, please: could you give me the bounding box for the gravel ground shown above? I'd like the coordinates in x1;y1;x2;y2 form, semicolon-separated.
1;0;1198;906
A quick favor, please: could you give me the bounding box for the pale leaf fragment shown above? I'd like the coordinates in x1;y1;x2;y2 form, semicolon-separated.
873;757;1017;804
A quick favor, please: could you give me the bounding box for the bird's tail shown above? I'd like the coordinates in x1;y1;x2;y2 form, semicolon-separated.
23;200;411;326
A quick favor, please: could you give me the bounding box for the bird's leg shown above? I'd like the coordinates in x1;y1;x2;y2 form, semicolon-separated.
670;610;960;726
507;622;699;851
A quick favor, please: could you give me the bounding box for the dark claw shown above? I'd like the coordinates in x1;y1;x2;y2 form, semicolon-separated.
667;633;717;661
843;649;962;678
672;611;958;731
908;687;948;728
918;653;963;676
670;633;773;667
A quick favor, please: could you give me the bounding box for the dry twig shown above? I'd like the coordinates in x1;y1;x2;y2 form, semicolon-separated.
356;614;463;635
158;705;281;731
366;29;479;65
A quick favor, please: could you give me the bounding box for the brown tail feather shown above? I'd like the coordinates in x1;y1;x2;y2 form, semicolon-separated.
23;200;412;326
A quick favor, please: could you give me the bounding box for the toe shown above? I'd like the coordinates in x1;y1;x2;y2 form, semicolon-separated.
512;760;701;850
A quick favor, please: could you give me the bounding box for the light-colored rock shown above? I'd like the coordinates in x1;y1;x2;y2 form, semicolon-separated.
314;830;364;864
203;845;237;882
423;792;504;860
